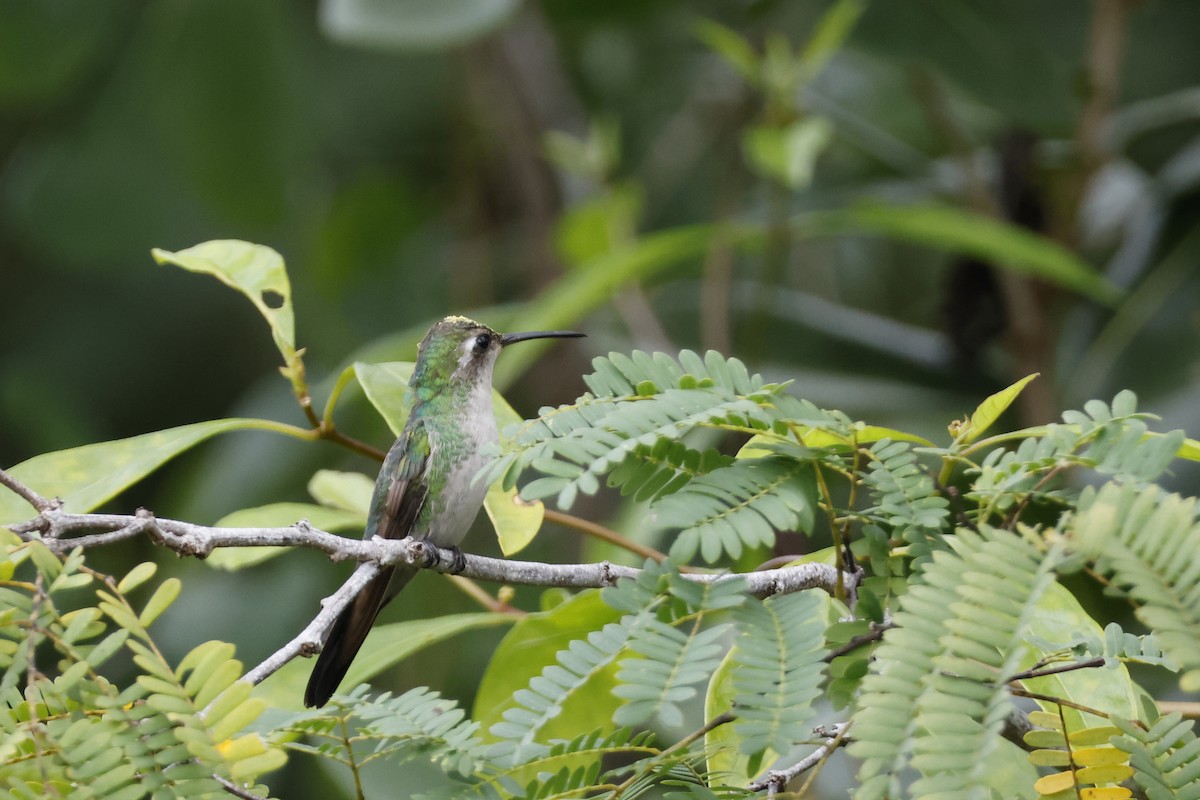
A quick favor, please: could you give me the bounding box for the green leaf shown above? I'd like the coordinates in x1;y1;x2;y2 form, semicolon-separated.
206;503;366;571
555;184;643;268
1019;582;1143;729
0;419;281;526
138;577;181;627
694;19;760;84
960;373;1040;445
474;591;623;745
342;612;515;693
354;360;415;435
152;241;295;362
117;562;158;594
307;470;374;513
829;204;1120;305
799;0;868;81
320;0;520;50
742;117;833;190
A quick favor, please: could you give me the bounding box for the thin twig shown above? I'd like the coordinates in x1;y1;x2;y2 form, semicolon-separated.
1009;688;1119;724
213;774;268;799
611;712;737;798
543;508;668;562
747;722;852;794
823;620;896;663
0;467;57;513
1004;656;1106;684
237;562;382;690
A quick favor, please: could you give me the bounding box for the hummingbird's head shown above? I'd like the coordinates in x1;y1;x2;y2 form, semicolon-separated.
410;316;584;399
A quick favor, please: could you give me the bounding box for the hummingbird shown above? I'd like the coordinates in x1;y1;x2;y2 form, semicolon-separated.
304;316;584;707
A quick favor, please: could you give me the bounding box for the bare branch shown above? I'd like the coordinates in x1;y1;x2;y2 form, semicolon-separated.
748;722;851;794
236;561;382;690
10;508;858;601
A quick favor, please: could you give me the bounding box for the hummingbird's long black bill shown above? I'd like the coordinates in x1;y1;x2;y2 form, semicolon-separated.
500;330;586;346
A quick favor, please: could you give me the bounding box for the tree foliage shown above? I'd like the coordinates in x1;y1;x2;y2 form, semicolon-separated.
3;241;1200;798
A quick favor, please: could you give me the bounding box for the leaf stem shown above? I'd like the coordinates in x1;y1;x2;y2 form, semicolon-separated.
543;509;668;563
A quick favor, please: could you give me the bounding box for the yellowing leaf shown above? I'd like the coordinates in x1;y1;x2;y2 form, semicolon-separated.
1077;764;1134;784
1024;730;1067;749
1079;788;1132;800
1028;748;1071;767
487;483;544;556
1069;726;1122;746
1073;746;1129;766
1178;437;1200;461
1033;770;1076;794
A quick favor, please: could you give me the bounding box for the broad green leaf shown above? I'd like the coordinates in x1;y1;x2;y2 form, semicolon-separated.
355;360;545;550
1178;437;1200;461
205;503;366;571
960;373;1040;445
0;419;282;526
354;360;415;435
152;241;295;361
1020;582;1143;730
342;612;514;694
320;0;520;50
474;590;623;743
825;204;1120;305
307;470;374;513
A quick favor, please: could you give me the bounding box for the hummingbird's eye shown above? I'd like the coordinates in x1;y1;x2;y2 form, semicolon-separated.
473;333;491;353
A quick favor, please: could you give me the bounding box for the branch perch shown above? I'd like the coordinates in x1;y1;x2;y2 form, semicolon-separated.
9;508;858;600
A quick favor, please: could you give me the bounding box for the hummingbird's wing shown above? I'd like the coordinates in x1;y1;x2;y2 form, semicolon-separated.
303;419;431;707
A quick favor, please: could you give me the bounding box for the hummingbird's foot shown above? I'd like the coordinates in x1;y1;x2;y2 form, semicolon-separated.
444;545;467;575
416;538;442;569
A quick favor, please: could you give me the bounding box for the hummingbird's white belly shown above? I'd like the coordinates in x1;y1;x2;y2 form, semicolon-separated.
425;380;499;548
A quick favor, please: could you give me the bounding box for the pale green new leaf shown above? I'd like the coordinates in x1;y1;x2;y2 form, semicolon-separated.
152;240;296;361
960;373;1040;445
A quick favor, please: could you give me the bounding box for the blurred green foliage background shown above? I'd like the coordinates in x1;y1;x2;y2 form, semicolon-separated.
3;0;1200;794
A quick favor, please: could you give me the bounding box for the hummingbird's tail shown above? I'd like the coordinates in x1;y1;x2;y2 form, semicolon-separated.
304;566;418;707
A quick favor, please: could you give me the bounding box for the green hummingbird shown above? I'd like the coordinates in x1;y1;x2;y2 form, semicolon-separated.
304;316;584;707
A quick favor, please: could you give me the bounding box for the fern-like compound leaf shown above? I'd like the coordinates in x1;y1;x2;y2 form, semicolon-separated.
1070;482;1200;690
729;591;827;757
1111;712;1200;800
656;456;818;563
849;526;1057;800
